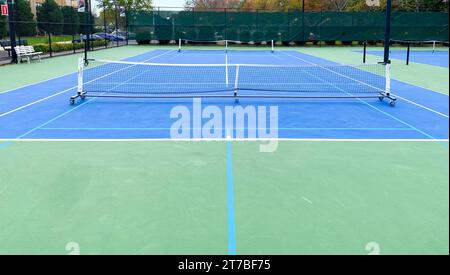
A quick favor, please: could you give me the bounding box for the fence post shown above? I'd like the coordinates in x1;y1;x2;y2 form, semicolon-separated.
48;33;52;57
224;8;227;41
103;0;107;49
72;34;75;53
363;41;367;63
115;2;119;47
406;43;410;65
125;5;129;45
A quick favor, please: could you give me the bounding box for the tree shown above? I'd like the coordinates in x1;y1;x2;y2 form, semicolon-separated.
61;6;79;35
37;0;64;35
346;0;385;11
98;0;153;12
98;0;152;32
239;0;329;11
346;0;449;12
15;0;37;36
78;11;96;34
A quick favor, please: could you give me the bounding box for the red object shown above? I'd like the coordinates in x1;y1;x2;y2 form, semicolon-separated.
0;5;7;16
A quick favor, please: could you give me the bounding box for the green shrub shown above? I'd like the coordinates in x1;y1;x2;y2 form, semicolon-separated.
33;40;107;53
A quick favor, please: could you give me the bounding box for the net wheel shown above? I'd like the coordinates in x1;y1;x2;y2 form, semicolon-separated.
378;96;384;101
81;94;86;100
70;99;75;105
390;100;396;107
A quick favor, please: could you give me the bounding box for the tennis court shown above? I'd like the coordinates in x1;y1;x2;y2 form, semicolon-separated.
0;44;448;254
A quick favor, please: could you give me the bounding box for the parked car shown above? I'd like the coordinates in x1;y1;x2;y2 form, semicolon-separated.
111;31;128;40
94;32;126;42
73;34;104;43
94;32;117;41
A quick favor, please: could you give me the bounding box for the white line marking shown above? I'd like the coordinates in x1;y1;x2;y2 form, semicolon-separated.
0;50;176;118
92;58;380;68
1;138;448;142
0;86;76;118
282;51;449;119
393;94;449;118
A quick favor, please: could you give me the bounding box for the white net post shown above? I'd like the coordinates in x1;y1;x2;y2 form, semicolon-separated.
225;54;229;86
77;58;84;95
234;65;240;97
271;40;274;53
433;40;436;53
385;63;391;96
225;40;228;53
178;39;182;52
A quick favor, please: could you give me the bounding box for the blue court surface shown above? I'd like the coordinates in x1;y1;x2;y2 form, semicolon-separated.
0;49;448;141
362;50;449;68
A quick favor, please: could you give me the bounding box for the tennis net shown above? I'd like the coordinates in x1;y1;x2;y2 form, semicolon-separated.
390;39;449;52
71;58;395;105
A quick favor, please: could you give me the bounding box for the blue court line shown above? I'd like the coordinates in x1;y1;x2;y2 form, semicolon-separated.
16;99;96;139
226;139;237;255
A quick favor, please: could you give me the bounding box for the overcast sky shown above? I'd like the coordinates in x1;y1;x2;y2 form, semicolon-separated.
153;0;186;7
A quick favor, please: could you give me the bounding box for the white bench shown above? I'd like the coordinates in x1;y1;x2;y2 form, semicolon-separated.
14;46;43;63
25;46;43;62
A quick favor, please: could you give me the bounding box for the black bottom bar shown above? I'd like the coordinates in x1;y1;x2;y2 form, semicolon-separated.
70;92;396;106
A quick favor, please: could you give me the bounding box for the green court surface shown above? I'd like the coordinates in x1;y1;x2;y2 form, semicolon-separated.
0;141;448;254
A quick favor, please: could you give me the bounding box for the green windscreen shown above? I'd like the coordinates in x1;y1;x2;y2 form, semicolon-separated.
127;10;449;43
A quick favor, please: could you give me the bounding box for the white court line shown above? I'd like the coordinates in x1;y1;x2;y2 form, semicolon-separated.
0;86;76;118
0;50;177;119
90;82;366;86
281;51;449;119
0;138;448;142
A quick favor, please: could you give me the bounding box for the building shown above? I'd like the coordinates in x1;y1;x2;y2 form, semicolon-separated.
29;0;78;17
